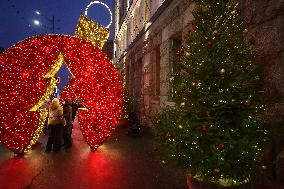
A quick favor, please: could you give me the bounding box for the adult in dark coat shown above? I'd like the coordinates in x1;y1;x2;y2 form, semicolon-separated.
127;111;141;137
71;100;79;122
63;98;73;148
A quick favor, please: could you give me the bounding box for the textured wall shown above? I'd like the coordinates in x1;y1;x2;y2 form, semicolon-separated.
124;0;195;125
240;0;284;188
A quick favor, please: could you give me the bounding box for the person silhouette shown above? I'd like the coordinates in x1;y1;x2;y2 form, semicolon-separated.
63;98;73;148
71;100;79;122
45;98;66;153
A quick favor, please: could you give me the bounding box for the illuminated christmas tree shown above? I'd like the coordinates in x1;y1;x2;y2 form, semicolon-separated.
153;0;268;185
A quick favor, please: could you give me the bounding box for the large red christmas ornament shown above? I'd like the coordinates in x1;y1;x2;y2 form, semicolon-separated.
0;35;122;154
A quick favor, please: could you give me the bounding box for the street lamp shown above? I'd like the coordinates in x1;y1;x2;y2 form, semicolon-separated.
33;20;40;26
34;10;60;33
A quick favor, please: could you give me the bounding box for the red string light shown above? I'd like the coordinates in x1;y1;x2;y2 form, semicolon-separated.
0;34;122;154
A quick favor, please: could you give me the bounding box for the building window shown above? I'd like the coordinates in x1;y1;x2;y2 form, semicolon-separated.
119;0;128;25
153;47;160;97
127;60;133;97
119;0;125;25
169;36;182;100
131;58;142;111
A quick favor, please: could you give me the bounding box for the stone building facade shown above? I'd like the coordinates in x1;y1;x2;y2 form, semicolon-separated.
239;0;284;187
114;0;194;125
114;0;284;186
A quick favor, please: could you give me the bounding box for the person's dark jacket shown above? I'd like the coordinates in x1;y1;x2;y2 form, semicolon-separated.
71;101;78;121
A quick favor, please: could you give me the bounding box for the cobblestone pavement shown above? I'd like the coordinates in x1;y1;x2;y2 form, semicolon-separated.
0;120;187;189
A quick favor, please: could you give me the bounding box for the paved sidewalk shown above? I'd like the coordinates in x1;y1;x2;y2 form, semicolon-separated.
0;120;188;189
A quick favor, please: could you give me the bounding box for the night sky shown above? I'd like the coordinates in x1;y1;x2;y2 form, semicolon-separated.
0;0;115;49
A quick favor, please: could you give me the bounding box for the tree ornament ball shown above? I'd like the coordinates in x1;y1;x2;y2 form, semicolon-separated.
179;87;187;94
227;39;234;47
219;68;226;75
185;52;191;58
207;39;214;46
213;168;221;173
213;30;220;36
217;143;225;150
179;47;185;53
0;35;123;154
192;24;198;31
205;110;212;117
165;132;171;139
201;125;208;132
176;47;185;57
175;51;180;57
